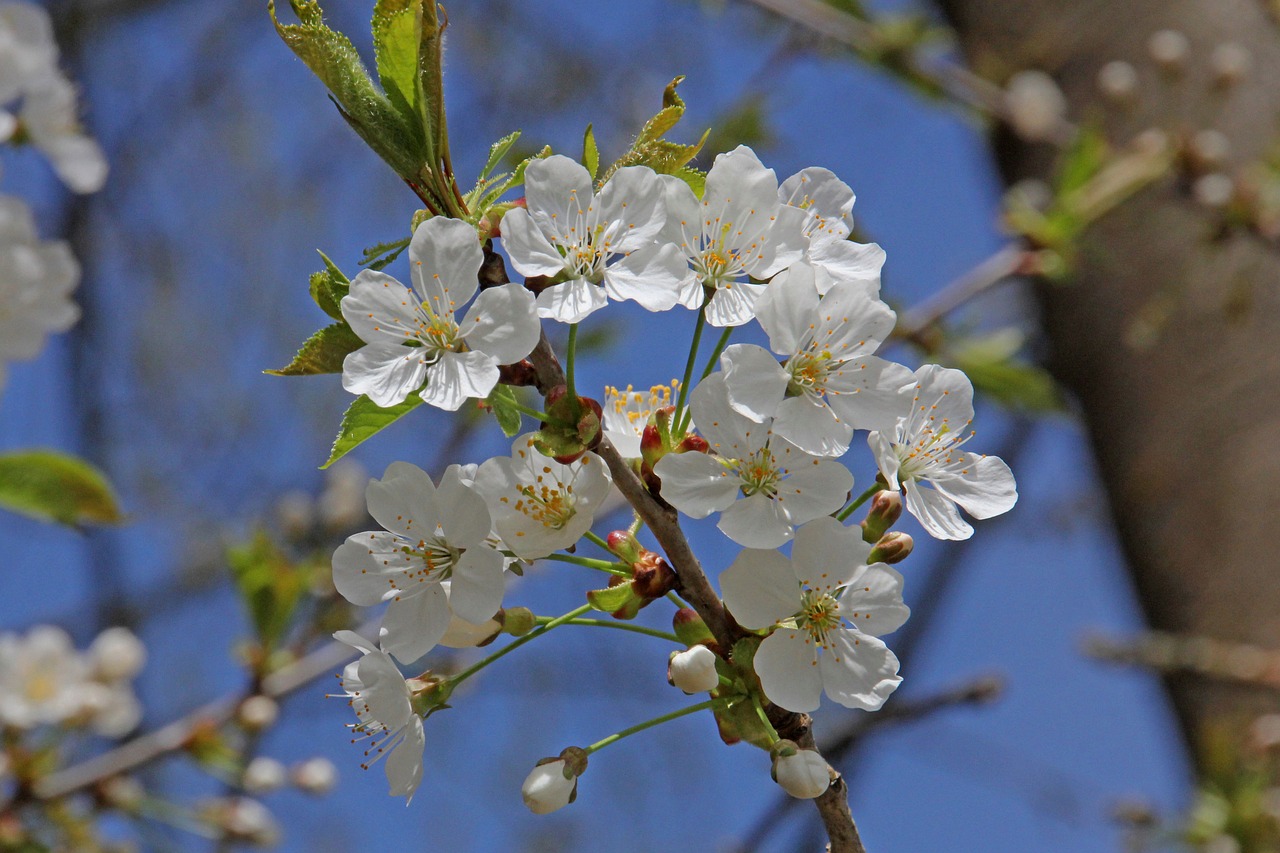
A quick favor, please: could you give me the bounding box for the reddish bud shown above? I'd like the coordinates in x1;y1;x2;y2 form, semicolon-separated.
868;531;913;564
632;551;676;600
606;530;643;564
677;434;709;454
860;489;902;542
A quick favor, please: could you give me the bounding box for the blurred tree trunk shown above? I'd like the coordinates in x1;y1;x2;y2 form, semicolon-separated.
938;0;1280;758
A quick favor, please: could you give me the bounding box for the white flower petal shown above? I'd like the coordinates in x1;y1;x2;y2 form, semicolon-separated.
750;205;808;279
754;631;823;713
500;207;567;277
535;278;608;324
447;547;506;625
653;451;738;519
720;548;800;629
386;716;425;801
903;479;972;541
705;280;766;328
420;350;499;411
434;467;493;547
340;344;428;409
868;431;901;490
825;356;917;433
341;271;421;345
380;585;451;663
755;262;820;354
408;216;481;308
458;283;540;365
841;565;910;637
351;648;414;729
688;373;758;454
811;240;886;294
596;165;667;251
789;517;870;592
602;242;688;311
931;454;1018;520
771;395;852;458
366;462;440;538
775;458;852;525
818;630;901;711
523;155;593;241
779;167;855;246
720;344;788;423
718;492;794;549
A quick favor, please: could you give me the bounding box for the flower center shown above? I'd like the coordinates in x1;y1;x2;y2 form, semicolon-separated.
737;447;780;497
785;349;833;396
512;482;576;530
413;306;460;356
897;422;971;480
796;589;842;646
398;535;460;586
23;670;58;704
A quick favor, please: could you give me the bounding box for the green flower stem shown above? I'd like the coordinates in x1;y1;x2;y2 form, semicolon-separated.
836;483;886;522
700;326;735;380
535;616;680;644
666;591;688;608
565;323;579;401
451;603;593;685
542;552;630;576
506;399;558;424
585;697;725;756
584;530;615;555
672;308;707;437
752;693;781;744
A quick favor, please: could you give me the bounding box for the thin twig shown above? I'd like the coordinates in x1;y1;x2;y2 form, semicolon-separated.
895;244;1030;341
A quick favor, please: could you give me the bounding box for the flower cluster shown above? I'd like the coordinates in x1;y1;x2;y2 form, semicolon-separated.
0;625;145;736
0;194;80;393
0;1;107;192
326;143;1017;809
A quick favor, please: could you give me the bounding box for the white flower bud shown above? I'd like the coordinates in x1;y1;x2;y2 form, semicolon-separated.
1096;61;1139;103
668;645;719;694
88;627;147;683
771;744;831;800
236;695;279;732
217;797;280;847
1148;30;1190;71
290;757;338;795
1210;42;1251;86
1004;70;1067;142
101;775;145;810
522;759;577;815
1191;129;1231;169
243;757;287;794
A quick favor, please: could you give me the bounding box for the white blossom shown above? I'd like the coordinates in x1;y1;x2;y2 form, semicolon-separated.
291;757;338;795
0;195;79;392
501;155;687;323
720;262;914;457
720;517;907;713
333;631;425;802
869;364;1018;540
653;375;851;548
474;434;613;560
522;759;577;814
669;645;719;694
0;626;87;728
602;380;682;457
661;145;807;327
18;71;108;193
332;462;506;664
341;216;540;409
771;745;831;799
243;757;287;794
87;626;146;682
778;166;885;295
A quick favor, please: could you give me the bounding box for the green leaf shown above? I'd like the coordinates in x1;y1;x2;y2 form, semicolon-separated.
359;236;412;270
308;251;350;320
0;450;124;527
586;582;641;620
674;165;705;197
372;0;429;154
945;330;1064;413
227;530;307;650
270;0;426;179
481;131;522;180
267;322;364;376
485;385;523;438
582;123;599;181
601;77;708;182
1055;122;1109;196
324;394;423;468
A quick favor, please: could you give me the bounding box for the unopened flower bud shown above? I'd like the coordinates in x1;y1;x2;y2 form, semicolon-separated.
1096;60;1139;103
606;530;643;564
770;741;831;800
868;531;913;565
860;489;901;543
89;627;147;683
672;608;715;648
290;757;338;795
1004;70;1067;143
243;757;286;794
440;611;504;648
100;775;145;811
668;645;719;694
236;696;278;732
501;607;537;637
522;749;586;815
215;797;280;847
1211;42;1251;87
1148;30;1190;72
1193;173;1235;209
1190;129;1231;171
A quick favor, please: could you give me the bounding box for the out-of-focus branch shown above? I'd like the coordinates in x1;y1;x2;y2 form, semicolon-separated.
1085;631;1280;690
895;244;1031;343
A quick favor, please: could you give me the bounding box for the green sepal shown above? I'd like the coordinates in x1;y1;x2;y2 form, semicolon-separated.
586;581;642;620
481;131;522;181
484;384;523;438
269;0;426;180
531;392;602;461
226;530;307;651
323;394;423;468
309;251;350;320
267;322;364;376
673;611;715;648
583;123;599;181
0;450;125;527
713;694;775;750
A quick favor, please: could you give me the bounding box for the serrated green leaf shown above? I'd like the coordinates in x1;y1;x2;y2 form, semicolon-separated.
0;450;124;527
227;530;307;650
268;322;364;376
485;385;523;437
270;0;426;179
602;78;707;183
583;123;599;181
675;165;706;197
372;0;429;152
959;358;1064;413
309;251;350;320
481;131;522;180
324;394;423;468
359;236;412;270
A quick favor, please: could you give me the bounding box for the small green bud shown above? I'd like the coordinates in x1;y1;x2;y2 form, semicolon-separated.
502;607;537;637
860;488;901;543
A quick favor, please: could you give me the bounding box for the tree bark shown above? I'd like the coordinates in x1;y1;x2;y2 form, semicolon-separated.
939;0;1280;755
